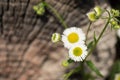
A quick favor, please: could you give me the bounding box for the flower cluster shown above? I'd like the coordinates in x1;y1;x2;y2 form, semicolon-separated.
51;27;87;62
33;2;45;15
87;6;120;29
110;19;120;29
110;9;120;29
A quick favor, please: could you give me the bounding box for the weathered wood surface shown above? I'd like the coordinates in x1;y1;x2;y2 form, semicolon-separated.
0;0;116;80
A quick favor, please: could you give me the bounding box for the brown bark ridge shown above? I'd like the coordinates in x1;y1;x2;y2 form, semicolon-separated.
0;0;116;80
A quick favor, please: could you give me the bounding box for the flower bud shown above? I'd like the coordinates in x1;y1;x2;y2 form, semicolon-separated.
113;25;120;29
110;20;118;26
37;7;45;15
33;6;38;11
33;3;45;15
94;6;103;17
51;33;61;43
62;60;69;67
110;20;120;29
111;9;120;17
87;11;97;22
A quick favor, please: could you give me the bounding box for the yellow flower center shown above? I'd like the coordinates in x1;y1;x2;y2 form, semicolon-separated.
68;33;79;43
73;47;83;56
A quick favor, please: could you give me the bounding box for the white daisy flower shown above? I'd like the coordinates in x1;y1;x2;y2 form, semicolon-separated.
62;27;85;49
69;44;87;62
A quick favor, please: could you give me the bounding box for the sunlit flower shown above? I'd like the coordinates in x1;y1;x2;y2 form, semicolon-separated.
51;33;61;43
62;27;85;49
115;73;120;80
69;44;87;62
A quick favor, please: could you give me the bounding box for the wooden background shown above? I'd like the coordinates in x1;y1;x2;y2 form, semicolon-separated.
0;0;117;80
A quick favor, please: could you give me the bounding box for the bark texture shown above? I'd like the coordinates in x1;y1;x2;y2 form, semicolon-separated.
0;0;116;80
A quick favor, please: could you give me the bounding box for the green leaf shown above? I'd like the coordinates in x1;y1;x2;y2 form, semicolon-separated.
94;31;97;42
109;60;120;80
67;58;74;63
84;73;95;80
86;60;103;77
87;41;94;49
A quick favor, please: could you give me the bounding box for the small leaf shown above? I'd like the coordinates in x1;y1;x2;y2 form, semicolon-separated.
109;60;120;80
84;73;95;80
67;58;74;63
94;31;97;42
86;60;103;77
87;41;94;49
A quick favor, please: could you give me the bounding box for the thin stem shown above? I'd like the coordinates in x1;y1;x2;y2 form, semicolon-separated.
113;17;120;23
64;62;83;80
101;17;109;19
85;9;111;60
64;67;79;80
43;2;68;29
85;22;92;43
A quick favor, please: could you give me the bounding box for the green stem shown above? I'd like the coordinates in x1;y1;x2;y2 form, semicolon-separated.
85;22;92;43
85;9;111;60
64;67;79;80
64;62;83;80
43;2;68;29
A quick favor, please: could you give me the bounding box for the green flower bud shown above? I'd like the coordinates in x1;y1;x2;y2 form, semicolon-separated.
87;11;97;22
111;9;120;17
37;7;45;15
94;6;103;17
62;60;69;67
33;2;45;15
110;20;120;29
51;33;61;43
113;25;120;29
33;6;38;11
110;20;118;26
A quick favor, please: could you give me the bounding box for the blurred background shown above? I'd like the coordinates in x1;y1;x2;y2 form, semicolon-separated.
0;0;120;80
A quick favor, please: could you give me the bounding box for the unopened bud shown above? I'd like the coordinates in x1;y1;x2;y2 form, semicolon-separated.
113;25;120;29
110;20;118;26
94;6;103;17
33;6;38;11
33;3;45;15
51;33;61;43
62;60;69;67
87;11;97;22
37;7;45;15
111;9;120;17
